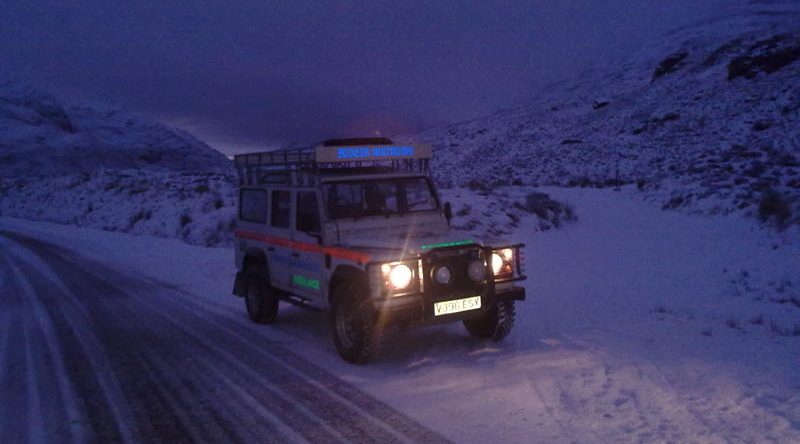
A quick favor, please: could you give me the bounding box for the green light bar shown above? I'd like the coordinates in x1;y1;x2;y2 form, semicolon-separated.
420;240;475;251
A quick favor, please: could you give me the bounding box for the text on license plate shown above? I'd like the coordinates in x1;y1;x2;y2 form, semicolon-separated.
434;296;482;316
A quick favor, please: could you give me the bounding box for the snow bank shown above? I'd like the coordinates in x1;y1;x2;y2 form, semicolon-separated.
0;170;237;246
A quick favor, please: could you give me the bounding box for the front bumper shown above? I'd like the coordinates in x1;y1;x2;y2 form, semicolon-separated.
374;284;526;325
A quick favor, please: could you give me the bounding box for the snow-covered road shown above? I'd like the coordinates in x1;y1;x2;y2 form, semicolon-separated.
0;230;448;443
1;187;798;443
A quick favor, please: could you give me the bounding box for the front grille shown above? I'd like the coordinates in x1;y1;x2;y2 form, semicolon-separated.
421;247;486;301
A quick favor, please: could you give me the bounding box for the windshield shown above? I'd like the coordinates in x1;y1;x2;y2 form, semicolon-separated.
324;177;439;219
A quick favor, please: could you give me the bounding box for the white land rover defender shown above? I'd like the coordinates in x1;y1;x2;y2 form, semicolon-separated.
232;138;526;363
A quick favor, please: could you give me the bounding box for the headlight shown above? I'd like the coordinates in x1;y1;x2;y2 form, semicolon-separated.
491;253;504;275
491;248;514;277
382;263;413;289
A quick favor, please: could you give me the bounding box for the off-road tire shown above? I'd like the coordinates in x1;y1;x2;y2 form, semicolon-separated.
463;300;516;341
330;281;383;364
245;267;279;324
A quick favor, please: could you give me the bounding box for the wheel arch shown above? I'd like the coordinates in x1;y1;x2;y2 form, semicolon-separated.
328;264;367;305
242;248;269;276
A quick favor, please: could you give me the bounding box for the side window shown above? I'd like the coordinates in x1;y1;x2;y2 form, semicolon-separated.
240;189;267;223
296;191;320;234
271;190;290;228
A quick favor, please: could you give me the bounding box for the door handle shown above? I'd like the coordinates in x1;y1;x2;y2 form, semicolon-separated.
267;246;275;252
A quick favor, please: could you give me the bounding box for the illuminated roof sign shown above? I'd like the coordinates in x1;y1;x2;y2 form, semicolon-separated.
315;144;431;163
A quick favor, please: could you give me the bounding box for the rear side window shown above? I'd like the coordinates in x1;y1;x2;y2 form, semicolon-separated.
240;189;267;223
271;190;291;228
296;191;320;234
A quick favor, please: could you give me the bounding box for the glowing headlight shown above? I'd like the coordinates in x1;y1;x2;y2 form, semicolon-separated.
387;264;413;289
491;253;505;275
434;266;452;285
491;248;515;277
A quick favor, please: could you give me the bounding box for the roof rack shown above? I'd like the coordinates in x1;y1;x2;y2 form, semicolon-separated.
234;138;431;186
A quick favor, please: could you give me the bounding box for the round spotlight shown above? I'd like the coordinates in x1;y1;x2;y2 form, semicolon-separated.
434;266;452;285
389;264;413;289
467;259;486;282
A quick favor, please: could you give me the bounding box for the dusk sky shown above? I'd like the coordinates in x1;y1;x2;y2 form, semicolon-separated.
0;0;730;154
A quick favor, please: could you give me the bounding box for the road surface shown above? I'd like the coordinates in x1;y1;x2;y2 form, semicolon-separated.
0;230;449;443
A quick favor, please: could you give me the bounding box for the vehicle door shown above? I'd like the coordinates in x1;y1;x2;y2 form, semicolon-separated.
237;187;268;270
290;189;325;301
267;188;292;290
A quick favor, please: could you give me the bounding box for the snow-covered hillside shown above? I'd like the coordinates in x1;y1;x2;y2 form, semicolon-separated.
412;0;800;228
0;170;237;246
0;81;243;245
0;80;232;177
0;169;574;246
0;80;577;245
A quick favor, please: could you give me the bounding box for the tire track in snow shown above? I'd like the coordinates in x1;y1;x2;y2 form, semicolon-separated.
42;232;446;444
128;269;453;444
4;255;88;444
123;285;434;444
72;256;414;444
25;242;346;443
1;249;130;442
3;238;146;443
0;229;450;444
0;255;33;444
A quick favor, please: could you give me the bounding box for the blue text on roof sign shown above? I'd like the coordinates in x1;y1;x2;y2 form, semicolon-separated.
336;146;415;159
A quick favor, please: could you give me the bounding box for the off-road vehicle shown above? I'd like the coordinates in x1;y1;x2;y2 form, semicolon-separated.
232;138;526;363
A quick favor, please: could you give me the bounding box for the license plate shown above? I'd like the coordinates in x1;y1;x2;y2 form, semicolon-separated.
434;296;482;316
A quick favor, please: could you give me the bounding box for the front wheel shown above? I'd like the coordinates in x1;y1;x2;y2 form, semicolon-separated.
245;269;279;324
463;300;516;341
330;283;383;364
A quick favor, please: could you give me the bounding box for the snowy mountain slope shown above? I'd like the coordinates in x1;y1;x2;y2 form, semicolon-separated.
0;80;232;177
0;81;244;245
0;80;576;245
411;0;800;227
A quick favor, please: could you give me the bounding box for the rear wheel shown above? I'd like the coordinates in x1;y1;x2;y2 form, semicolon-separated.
245;268;279;324
463;300;516;341
330;281;383;364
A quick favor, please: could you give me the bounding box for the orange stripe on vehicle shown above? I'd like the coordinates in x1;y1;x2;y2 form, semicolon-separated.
323;246;370;263
291;241;324;254
235;230;370;263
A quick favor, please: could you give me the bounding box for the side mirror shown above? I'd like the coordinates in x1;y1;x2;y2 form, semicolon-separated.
443;202;452;225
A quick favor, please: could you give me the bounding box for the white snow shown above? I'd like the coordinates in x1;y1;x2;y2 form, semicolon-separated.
407;0;800;227
0;173;571;247
0;169;238;246
2;186;797;443
0;79;232;177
